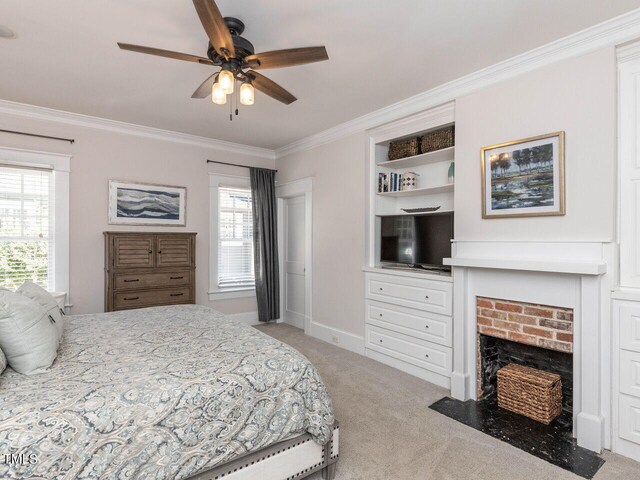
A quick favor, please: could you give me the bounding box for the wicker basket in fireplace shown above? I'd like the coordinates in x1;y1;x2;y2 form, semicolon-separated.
497;363;562;425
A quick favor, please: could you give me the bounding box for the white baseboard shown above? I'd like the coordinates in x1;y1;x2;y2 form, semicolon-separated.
309;320;365;355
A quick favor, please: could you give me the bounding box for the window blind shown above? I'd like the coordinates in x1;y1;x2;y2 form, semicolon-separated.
0;164;54;290
218;186;255;288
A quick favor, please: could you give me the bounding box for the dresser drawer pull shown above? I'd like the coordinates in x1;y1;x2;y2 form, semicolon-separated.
170;293;184;297
379;339;383;343
379;313;383;317
425;354;430;358
124;296;139;301
425;295;430;300
425;325;430;329
123;279;139;283
379;287;383;291
148;250;152;254
158;250;163;254
170;276;184;280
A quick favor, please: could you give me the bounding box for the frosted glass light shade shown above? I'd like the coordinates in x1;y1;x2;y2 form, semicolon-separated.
240;83;254;106
218;69;234;94
212;83;227;104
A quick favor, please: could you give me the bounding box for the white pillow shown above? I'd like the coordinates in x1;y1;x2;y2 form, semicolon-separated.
17;281;64;340
0;289;59;375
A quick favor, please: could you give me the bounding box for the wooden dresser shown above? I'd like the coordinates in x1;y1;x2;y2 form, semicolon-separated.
104;232;196;312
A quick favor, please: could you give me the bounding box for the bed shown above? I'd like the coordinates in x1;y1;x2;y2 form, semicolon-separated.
0;305;338;479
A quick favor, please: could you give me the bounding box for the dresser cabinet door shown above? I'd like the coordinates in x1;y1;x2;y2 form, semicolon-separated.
113;235;155;268
156;236;194;267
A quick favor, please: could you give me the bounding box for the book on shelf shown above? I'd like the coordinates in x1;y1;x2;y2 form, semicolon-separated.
378;172;405;193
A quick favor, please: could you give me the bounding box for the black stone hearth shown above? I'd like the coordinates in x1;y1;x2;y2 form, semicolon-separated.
429;395;605;479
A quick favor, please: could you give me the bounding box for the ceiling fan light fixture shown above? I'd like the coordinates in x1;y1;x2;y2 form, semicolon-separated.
212;82;227;104
218;69;234;94
240;82;254;106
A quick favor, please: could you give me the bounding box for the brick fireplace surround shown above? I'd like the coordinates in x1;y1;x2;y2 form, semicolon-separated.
476;297;574;353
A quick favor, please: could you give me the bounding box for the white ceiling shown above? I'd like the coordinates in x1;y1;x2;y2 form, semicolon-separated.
2;0;640;150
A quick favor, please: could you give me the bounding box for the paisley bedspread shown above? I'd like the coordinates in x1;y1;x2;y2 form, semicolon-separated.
0;305;335;479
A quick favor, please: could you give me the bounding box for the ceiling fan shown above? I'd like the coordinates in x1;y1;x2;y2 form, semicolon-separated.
118;0;328;114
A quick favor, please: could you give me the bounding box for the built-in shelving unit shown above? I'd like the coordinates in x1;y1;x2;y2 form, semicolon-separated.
363;102;457;389
368;103;456;221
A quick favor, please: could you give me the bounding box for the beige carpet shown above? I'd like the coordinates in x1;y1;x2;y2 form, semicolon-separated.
255;323;640;480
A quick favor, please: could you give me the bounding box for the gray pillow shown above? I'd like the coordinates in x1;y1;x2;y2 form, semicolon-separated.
17;281;64;340
0;289;59;375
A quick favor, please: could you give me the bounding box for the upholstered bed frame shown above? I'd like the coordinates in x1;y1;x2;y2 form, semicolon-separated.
187;422;339;480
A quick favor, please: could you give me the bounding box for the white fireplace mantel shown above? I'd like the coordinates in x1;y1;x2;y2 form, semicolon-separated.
444;256;606;275
448;241;616;453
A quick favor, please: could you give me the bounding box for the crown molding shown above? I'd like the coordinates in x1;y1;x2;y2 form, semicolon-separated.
617;38;640;62
0;99;275;160
275;8;640;159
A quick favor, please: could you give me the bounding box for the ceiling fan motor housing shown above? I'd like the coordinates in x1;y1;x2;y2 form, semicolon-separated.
207;17;255;65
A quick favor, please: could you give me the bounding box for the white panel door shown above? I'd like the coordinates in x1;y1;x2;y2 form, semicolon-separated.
619;57;640;287
283;196;306;329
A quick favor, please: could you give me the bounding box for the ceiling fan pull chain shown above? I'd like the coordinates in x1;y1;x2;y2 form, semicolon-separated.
235;84;239;116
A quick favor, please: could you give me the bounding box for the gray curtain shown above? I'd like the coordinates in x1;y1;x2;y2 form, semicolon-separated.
250;167;280;322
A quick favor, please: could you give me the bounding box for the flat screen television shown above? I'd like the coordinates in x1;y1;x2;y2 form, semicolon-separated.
380;212;453;271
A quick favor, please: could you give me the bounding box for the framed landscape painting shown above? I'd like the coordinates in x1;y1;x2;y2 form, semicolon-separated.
481;131;565;218
108;181;186;226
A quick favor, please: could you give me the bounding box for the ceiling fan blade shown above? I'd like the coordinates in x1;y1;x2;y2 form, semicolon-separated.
192;73;218;98
118;43;213;65
245;47;328;69
246;71;297;105
192;0;235;59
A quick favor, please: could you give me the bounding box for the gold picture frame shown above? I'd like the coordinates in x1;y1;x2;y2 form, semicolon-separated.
480;131;565;219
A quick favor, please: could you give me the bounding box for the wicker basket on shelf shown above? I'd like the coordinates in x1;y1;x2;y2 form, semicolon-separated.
421;126;455;153
497;363;562;425
388;137;420;160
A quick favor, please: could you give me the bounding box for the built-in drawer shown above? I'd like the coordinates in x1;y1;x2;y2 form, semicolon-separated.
366;273;452;315
366;324;452;377
620;305;640;353
621;350;640;398
114;287;192;310
619;394;640;445
366;300;452;347
114;271;192;290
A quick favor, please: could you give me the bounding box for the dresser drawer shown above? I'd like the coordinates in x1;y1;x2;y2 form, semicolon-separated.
366;324;452;377
619;394;640;445
114;271;192;290
621;350;640;398
366;273;452;315
114;287;192;310
366;300;452;347
620;305;640;353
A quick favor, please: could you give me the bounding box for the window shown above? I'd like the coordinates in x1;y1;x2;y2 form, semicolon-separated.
0;147;70;300
218;186;254;288
0;165;54;290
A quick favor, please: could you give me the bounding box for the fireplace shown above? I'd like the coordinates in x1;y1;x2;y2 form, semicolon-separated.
475;297;574;420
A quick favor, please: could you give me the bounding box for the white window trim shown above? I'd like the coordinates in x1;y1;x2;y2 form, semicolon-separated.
0;146;71;308
208;173;255;301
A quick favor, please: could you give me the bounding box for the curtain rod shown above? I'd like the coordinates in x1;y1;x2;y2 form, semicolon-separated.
0;129;75;144
207;159;277;172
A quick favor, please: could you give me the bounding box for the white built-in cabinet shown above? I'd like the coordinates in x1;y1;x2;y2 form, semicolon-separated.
363;102;455;387
613;43;640;461
364;268;453;387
